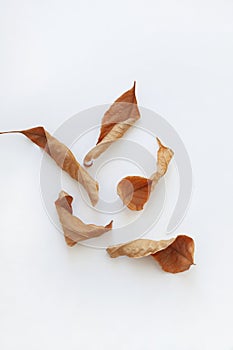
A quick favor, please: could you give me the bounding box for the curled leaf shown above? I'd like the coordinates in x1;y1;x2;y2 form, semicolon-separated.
0;126;99;206
107;237;176;258
152;235;195;273
84;82;140;166
117;176;152;211
107;235;195;273
150;137;174;190
55;191;113;246
117;138;174;210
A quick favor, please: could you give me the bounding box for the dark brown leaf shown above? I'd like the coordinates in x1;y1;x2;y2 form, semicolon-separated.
152;235;195;273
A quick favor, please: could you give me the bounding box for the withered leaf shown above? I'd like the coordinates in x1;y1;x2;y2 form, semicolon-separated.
152;235;195;273
84;82;140;166
151;137;174;187
0;126;99;206
117;138;174;210
117;176;152;211
107;237;176;258
107;235;195;273
55;191;113;246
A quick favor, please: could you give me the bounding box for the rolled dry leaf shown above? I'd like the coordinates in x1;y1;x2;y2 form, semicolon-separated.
83;82;140;166
107;237;176;258
117;138;174;210
0;126;99;206
107;235;195;273
150;137;174;189
55;191;113;246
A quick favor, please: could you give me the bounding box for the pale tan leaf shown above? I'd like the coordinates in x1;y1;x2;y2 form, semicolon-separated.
55;191;113;246
107;237;175;258
83;82;140;166
117;138;174;210
150;137;174;189
0;126;99;206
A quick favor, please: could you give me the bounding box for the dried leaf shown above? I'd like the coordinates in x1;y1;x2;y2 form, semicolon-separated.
150;137;174;189
117;138;174;210
55;191;113;246
107;237;176;258
117;176;152;211
152;235;195;273
107;235;195;273
84;82;140;166
0;126;99;206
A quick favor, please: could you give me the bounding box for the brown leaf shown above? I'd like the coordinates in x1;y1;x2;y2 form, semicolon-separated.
55;191;113;246
117;176;152;211
107;235;195;273
83;82;140;166
152;235;195;273
0;126;99;206
117;138;174;210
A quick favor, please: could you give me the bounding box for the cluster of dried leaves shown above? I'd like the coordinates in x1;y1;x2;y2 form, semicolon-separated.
0;83;195;274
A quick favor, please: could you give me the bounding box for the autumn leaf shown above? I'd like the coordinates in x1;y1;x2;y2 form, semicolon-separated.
107;235;195;273
55;191;113;246
117;176;152;211
151;137;174;189
152;235;195;273
107;237;176;258
83;82;140;166
0;126;99;206
117;137;174;210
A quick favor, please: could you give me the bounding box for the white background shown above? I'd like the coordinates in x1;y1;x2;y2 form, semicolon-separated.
1;1;233;349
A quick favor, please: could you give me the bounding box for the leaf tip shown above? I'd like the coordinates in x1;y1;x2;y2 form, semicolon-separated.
156;137;174;154
83;158;93;167
106;245;117;258
59;190;69;198
156;137;162;146
106;246;111;255
65;236;77;247
105;220;113;230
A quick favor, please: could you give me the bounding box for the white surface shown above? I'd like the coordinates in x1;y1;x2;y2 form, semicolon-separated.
0;1;233;349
